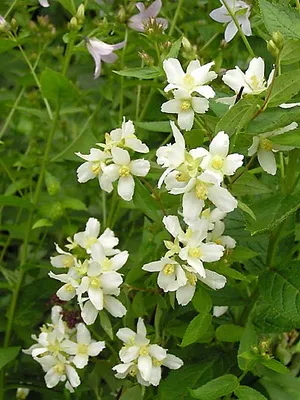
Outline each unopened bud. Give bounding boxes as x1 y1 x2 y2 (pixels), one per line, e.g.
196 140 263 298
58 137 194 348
267 31 284 57
68 16 78 31
117 5 126 23
10 18 17 30
182 36 192 52
138 51 154 66
76 4 85 24
45 171 60 196
267 39 279 57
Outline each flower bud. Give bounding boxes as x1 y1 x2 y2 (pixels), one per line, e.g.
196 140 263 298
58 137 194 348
117 5 126 23
10 18 17 30
45 171 60 196
16 388 30 400
138 51 154 66
267 31 284 57
68 16 78 31
76 4 85 25
182 37 192 52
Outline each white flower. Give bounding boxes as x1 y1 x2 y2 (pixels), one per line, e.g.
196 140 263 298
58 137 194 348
189 207 227 230
62 323 105 369
106 118 149 153
162 89 210 131
219 57 273 106
86 38 126 79
142 257 187 292
49 271 80 301
50 244 76 269
128 0 168 32
76 148 110 184
200 131 244 182
73 217 119 255
207 221 236 249
213 305 228 317
101 147 150 201
39 354 80 392
39 0 49 6
163 58 217 96
0 15 7 27
210 0 252 43
16 388 30 399
179 172 238 222
248 122 298 175
113 318 183 386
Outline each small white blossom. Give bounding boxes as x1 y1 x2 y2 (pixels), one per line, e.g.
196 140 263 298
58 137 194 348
101 147 150 201
213 305 229 317
162 89 210 131
218 57 273 106
39 0 49 6
128 0 168 32
50 244 76 269
207 221 236 249
163 58 217 96
248 122 298 175
86 38 126 79
76 148 110 185
105 118 149 153
200 131 244 182
113 318 183 386
62 323 105 369
210 0 252 43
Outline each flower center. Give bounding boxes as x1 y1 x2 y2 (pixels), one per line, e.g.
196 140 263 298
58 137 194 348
90 277 101 288
195 182 208 200
102 258 112 271
129 365 138 376
211 155 224 170
152 358 163 367
163 263 175 275
86 237 97 248
188 247 202 258
91 162 101 176
261 138 273 151
176 171 189 182
119 165 130 177
183 74 195 89
65 283 75 293
215 239 222 245
47 341 61 354
78 343 89 354
180 100 192 111
186 271 197 286
54 363 65 375
63 256 74 268
139 346 149 356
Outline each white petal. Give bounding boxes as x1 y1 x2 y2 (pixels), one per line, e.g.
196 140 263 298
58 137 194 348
224 20 238 42
163 58 185 88
149 365 162 386
162 216 184 239
111 147 130 165
116 328 136 343
213 306 228 317
161 99 181 114
111 251 129 271
207 185 237 212
56 284 76 301
86 218 100 238
183 191 205 223
118 175 135 201
222 67 248 94
223 154 244 175
245 57 265 84
44 368 62 388
210 6 231 23
76 323 91 344
76 162 95 183
162 354 183 369
88 287 104 310
138 355 152 381
199 269 227 290
176 284 196 306
194 85 215 99
143 259 164 272
81 300 98 325
257 148 277 175
104 296 126 317
137 318 147 337
248 136 260 156
149 344 167 361
178 109 194 131
88 341 105 356
65 365 80 388
130 159 150 176
200 243 224 262
120 345 140 363
210 131 229 157
72 354 89 369
191 97 209 113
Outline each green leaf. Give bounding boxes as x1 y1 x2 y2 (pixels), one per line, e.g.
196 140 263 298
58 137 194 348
259 0 300 40
260 372 300 400
99 311 113 340
0 39 17 54
166 37 182 58
260 358 289 374
57 0 76 14
270 129 300 147
192 287 212 314
281 40 300 65
247 107 300 134
32 218 53 229
215 324 244 342
231 172 272 196
268 70 300 107
120 386 143 400
40 68 77 104
114 67 162 79
0 195 33 209
215 97 259 136
189 374 239 400
238 200 256 221
258 263 300 327
238 321 257 371
61 197 87 211
0 347 20 370
235 386 267 400
135 121 171 132
246 192 300 234
181 314 212 347
133 179 162 222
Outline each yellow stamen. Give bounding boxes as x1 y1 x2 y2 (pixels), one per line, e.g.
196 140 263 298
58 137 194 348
186 271 197 286
195 182 208 200
78 343 89 354
119 165 130 177
90 277 101 288
211 155 224 170
188 247 202 258
163 263 175 275
54 363 65 374
139 346 149 356
180 100 191 111
91 163 101 175
261 138 273 151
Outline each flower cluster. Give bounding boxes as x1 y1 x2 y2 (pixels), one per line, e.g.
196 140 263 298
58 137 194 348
49 217 128 324
113 318 183 386
24 306 105 392
161 59 218 130
76 119 150 201
143 122 242 305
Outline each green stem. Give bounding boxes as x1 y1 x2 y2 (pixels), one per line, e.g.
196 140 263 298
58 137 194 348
200 32 219 52
62 34 75 76
222 0 255 57
119 29 128 124
169 0 184 36
102 191 107 228
4 0 18 19
17 44 53 120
